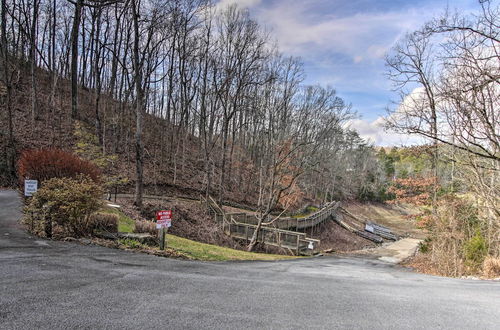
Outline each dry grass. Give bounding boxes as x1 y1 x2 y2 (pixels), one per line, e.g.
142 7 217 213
483 256 500 278
134 220 157 236
407 254 500 279
90 212 119 233
100 206 135 233
404 254 443 277
125 198 246 249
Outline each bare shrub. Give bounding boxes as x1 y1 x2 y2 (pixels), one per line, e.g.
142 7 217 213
427 196 482 277
90 213 119 233
483 256 500 278
134 220 157 236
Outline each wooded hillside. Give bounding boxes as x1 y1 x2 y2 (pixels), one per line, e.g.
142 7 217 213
0 0 387 213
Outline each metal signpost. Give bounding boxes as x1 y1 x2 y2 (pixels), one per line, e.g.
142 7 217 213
156 210 172 250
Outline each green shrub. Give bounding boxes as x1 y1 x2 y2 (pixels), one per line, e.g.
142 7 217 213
118 238 143 249
419 237 431 253
74 121 117 170
463 230 488 271
25 175 103 238
73 121 129 192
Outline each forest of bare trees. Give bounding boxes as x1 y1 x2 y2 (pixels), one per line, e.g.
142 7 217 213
0 0 498 275
0 0 384 212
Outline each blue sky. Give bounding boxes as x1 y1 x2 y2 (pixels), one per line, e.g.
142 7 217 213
218 0 482 145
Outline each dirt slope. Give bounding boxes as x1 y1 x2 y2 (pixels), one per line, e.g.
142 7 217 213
342 201 426 239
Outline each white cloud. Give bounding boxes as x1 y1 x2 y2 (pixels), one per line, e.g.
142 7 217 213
216 0 262 10
254 1 428 62
367 45 389 59
346 117 424 146
353 55 363 63
242 0 481 129
399 87 426 110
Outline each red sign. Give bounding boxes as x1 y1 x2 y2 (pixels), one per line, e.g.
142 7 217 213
156 210 172 221
156 210 172 229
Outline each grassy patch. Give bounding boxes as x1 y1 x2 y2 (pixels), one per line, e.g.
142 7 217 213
101 206 135 233
114 234 298 261
165 234 297 261
118 238 143 249
291 206 319 218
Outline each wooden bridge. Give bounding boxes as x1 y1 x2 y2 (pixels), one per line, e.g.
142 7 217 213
204 196 339 255
217 201 339 230
224 222 320 255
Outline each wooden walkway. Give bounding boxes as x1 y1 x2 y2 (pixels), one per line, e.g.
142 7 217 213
224 222 319 255
219 201 339 231
204 196 337 255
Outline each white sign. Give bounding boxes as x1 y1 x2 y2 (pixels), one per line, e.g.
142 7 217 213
24 179 38 197
156 219 172 229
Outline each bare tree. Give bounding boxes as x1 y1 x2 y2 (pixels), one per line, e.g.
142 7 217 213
0 0 388 232
67 0 119 119
30 0 40 122
385 30 441 205
0 0 16 184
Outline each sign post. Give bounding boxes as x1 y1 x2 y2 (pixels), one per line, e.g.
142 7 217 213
24 179 40 233
159 227 166 250
156 210 172 250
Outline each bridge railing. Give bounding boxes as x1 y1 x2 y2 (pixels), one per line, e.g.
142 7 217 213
224 222 314 255
266 201 340 230
204 196 341 254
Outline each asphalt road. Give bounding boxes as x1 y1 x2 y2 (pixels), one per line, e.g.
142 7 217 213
1 190 499 329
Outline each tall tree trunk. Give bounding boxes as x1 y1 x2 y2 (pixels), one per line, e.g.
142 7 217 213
1 0 15 184
218 118 229 205
131 0 144 208
30 0 39 123
70 0 83 119
50 0 57 107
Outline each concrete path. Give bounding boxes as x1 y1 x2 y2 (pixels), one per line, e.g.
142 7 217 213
359 238 423 264
1 190 499 329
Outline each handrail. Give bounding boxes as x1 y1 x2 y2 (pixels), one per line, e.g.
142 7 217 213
265 201 340 230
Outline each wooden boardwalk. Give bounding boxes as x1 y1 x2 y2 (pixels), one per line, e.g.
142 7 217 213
231 201 340 231
204 196 337 255
224 222 319 255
